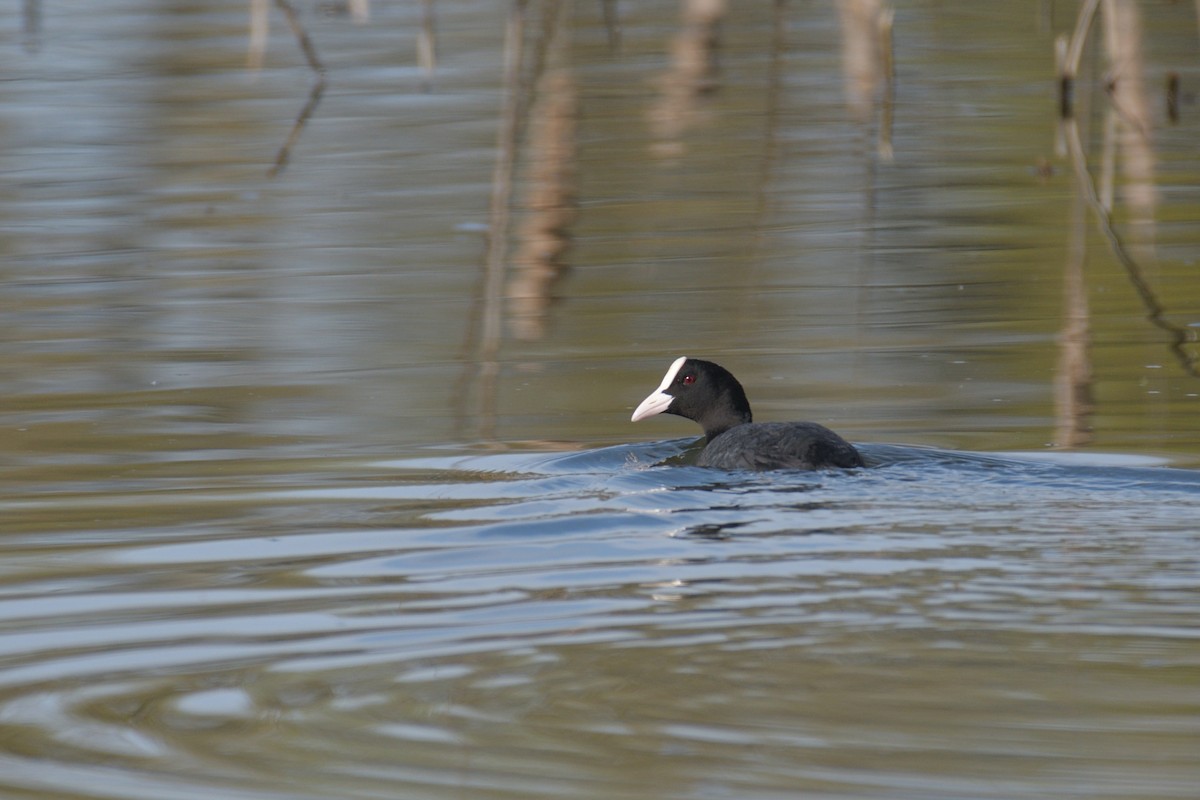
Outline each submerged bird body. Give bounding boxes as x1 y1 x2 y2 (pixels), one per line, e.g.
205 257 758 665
631 357 863 471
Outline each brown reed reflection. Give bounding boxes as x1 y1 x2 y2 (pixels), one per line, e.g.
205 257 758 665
648 0 727 158
507 27 577 342
459 1 528 441
1103 0 1156 251
348 0 370 24
1055 0 1099 119
418 0 437 91
248 0 329 177
455 0 580 439
1166 72 1181 124
1054 0 1198 448
1055 186 1094 449
248 0 269 70
837 0 894 161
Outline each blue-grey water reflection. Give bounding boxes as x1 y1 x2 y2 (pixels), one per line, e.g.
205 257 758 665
2 1 1199 798
4 444 1200 799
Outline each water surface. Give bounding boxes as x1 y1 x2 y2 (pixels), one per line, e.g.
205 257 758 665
4 443 1200 799
2 1 1199 798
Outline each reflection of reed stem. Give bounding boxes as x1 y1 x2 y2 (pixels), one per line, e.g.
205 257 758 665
264 0 328 176
1063 119 1198 377
273 0 327 76
23 0 41 53
267 79 327 177
836 0 893 161
482 2 525 362
248 0 269 70
648 0 727 157
752 0 787 230
1099 108 1117 211
418 0 437 91
1054 190 1094 449
600 0 621 50
877 6 895 161
1166 72 1180 123
508 0 577 342
1059 0 1100 117
1064 0 1100 78
459 0 526 440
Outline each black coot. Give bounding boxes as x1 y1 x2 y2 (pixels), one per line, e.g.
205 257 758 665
631 356 863 471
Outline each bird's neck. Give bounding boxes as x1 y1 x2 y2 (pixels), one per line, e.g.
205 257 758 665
702 405 752 442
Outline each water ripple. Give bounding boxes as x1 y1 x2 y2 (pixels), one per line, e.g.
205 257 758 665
2 441 1199 798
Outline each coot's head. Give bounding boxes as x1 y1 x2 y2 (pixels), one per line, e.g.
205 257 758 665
630 356 753 441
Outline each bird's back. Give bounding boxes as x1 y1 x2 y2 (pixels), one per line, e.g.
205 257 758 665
697 421 863 471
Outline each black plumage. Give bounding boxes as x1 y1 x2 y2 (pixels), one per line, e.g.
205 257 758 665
631 357 863 471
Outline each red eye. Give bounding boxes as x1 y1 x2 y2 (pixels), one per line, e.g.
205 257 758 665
682 374 696 385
